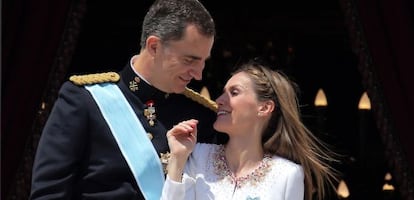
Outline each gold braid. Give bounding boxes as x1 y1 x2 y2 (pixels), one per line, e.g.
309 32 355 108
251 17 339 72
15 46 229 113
183 87 218 113
69 72 120 86
69 73 217 112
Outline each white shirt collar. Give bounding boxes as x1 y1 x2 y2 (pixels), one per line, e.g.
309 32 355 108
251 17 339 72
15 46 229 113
130 55 150 84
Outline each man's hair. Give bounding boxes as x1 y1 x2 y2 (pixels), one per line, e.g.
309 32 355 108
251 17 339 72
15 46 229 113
140 0 215 49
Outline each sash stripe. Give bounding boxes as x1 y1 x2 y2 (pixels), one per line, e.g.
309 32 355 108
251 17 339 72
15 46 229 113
86 83 164 200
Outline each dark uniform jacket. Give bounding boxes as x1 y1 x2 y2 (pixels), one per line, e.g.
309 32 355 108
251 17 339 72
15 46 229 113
30 64 227 199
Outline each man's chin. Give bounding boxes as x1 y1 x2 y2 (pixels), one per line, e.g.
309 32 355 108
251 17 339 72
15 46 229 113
172 86 187 94
178 88 187 94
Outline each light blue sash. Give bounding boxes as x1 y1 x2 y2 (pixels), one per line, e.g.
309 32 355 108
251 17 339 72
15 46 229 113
85 83 164 200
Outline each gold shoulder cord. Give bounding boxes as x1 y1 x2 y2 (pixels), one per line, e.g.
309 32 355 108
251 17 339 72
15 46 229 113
69 73 217 112
69 72 120 86
183 87 218 113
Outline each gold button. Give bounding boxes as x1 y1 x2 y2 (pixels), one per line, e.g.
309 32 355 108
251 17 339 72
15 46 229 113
147 133 153 140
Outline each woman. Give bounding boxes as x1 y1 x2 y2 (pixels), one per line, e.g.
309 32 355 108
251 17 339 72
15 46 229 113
162 60 338 200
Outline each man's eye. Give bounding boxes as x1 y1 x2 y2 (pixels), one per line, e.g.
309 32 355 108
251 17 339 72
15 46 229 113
183 58 193 65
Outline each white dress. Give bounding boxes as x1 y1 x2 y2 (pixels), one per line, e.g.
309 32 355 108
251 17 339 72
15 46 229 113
161 143 304 200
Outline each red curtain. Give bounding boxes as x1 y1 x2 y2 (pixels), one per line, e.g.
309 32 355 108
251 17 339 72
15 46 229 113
341 0 414 198
2 0 73 199
357 0 414 164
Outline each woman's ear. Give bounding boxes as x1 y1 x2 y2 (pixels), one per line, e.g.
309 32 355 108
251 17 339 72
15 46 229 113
258 100 275 116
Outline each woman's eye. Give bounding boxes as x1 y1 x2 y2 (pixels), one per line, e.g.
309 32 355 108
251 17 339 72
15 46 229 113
230 90 239 96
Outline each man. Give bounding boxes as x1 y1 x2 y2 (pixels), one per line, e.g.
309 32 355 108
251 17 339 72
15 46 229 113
30 0 225 199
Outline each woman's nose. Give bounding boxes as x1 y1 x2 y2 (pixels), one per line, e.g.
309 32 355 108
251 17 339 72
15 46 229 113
215 94 225 105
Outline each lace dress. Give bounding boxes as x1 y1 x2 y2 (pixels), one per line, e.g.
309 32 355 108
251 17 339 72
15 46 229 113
161 143 304 200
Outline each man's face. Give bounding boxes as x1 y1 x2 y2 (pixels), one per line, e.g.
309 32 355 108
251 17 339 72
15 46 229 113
153 25 214 94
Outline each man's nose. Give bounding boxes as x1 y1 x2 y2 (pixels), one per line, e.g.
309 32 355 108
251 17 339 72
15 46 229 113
189 67 203 80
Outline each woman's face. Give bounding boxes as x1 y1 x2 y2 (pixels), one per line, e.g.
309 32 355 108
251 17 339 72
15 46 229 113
213 71 263 134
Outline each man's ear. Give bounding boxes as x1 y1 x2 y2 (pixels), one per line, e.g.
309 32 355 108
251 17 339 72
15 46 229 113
146 36 160 56
258 100 275 116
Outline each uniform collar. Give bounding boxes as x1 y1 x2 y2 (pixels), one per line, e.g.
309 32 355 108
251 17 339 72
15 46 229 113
120 63 170 105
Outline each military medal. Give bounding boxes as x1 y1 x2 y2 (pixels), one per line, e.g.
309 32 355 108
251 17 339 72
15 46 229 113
144 100 156 126
160 151 171 174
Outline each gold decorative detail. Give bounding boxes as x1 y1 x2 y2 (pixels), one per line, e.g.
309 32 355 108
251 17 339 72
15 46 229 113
144 100 156 126
69 72 120 86
129 77 140 92
183 87 218 112
147 133 153 140
214 145 272 188
160 152 171 174
129 81 138 91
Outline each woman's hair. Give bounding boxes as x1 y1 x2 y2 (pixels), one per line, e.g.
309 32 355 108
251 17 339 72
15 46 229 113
234 60 339 200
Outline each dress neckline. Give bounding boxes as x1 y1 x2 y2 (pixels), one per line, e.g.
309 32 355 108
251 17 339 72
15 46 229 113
213 145 272 188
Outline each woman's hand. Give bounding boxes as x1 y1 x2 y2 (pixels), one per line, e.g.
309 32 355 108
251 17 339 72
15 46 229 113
166 119 198 182
167 119 198 158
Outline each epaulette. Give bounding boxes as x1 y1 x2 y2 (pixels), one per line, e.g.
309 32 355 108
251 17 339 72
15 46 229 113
183 87 218 113
69 72 120 86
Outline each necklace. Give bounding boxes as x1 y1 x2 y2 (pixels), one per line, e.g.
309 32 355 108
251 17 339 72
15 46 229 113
213 145 272 188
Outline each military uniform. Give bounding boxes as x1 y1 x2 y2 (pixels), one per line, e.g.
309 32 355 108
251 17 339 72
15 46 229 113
30 64 226 199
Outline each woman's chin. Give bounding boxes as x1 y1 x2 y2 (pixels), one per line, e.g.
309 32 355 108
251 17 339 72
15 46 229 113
213 121 227 133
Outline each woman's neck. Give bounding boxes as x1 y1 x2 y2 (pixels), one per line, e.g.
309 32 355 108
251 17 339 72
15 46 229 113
224 140 264 178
